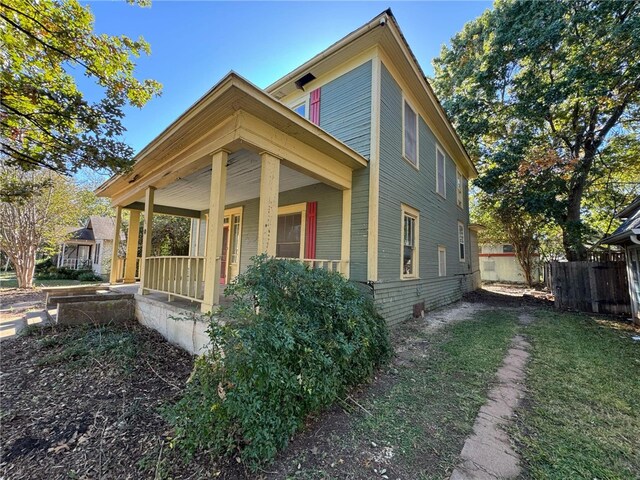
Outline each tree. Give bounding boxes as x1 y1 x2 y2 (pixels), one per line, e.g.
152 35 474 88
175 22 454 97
0 167 82 287
433 0 640 261
0 0 161 194
150 215 190 257
472 190 545 286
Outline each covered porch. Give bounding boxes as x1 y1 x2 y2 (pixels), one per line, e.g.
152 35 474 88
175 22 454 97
98 73 366 313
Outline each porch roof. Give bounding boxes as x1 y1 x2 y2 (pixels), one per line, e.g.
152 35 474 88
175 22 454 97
96 73 368 205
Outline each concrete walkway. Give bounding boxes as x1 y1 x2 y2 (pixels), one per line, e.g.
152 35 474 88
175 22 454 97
450 313 532 479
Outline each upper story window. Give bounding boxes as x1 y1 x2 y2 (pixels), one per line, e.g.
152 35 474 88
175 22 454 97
458 222 466 262
456 168 464 208
292 100 307 118
436 146 446 197
401 204 419 278
403 99 418 167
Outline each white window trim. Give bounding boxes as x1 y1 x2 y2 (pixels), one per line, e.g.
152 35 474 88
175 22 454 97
458 222 466 262
438 246 447 277
289 95 309 119
400 203 420 279
277 203 307 259
402 95 419 170
436 145 446 198
456 168 464 209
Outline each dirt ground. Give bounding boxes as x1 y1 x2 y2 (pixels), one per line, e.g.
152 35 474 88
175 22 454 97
0 286 551 479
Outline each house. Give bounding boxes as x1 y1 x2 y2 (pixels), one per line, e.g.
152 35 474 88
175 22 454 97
96 10 480 349
57 216 120 278
479 243 541 284
603 196 640 325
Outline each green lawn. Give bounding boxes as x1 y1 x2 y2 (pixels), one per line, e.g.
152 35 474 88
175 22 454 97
0 272 105 289
513 310 640 479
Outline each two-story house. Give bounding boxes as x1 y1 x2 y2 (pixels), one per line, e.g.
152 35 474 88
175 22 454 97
97 10 480 350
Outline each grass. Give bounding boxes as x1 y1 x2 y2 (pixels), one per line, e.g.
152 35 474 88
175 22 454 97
513 310 640 479
355 310 520 479
0 271 104 289
283 309 520 480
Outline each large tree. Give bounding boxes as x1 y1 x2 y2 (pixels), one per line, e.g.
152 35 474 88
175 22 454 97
433 0 640 261
0 0 161 191
0 167 82 287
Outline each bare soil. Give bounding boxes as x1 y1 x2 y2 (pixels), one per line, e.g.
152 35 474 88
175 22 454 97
1 288 542 479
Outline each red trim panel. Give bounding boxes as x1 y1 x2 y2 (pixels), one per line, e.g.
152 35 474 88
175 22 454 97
309 88 321 125
305 201 317 259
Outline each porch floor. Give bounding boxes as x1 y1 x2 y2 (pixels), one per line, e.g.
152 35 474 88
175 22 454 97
109 283 232 311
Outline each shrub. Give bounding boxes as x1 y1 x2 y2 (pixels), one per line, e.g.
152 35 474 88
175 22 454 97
34 257 54 272
77 271 104 282
167 255 392 467
35 267 96 280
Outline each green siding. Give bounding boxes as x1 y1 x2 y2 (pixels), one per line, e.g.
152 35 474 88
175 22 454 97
228 183 343 274
376 63 472 325
319 60 372 159
318 60 372 282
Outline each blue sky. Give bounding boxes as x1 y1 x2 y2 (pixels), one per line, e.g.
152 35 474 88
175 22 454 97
84 1 491 156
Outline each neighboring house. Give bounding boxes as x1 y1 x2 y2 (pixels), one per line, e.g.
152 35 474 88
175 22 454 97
479 243 541 284
97 10 480 331
58 216 120 278
603 196 640 325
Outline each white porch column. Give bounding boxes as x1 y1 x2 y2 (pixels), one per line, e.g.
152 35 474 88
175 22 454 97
201 150 228 313
109 206 122 284
58 243 66 268
138 187 155 295
341 187 352 278
257 152 280 256
124 209 140 283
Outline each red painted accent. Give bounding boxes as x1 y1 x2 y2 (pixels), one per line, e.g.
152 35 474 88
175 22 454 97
309 88 321 125
305 202 317 259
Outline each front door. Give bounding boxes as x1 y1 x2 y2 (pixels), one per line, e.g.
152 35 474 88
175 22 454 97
220 226 229 284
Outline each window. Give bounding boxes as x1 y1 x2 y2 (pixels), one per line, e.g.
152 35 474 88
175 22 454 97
94 243 101 264
403 99 418 166
276 203 307 259
436 146 446 197
293 101 307 118
456 168 464 208
503 244 514 253
458 222 466 262
401 204 419 278
438 246 447 277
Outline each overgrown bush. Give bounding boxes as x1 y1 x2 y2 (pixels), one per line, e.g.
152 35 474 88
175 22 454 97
167 255 392 467
34 257 54 272
77 271 104 282
35 267 95 280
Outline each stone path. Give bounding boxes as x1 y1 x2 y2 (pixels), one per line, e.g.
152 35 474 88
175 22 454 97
450 313 532 479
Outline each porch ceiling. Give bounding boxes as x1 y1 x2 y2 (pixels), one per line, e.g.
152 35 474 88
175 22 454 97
131 149 321 212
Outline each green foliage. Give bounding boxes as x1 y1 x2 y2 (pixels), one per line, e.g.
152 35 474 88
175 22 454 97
0 0 161 183
150 214 191 256
167 256 392 467
433 0 640 260
36 267 96 281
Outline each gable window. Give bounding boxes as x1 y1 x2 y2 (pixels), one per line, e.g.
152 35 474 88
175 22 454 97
401 204 419 278
403 99 418 167
456 168 464 208
438 246 447 277
276 203 307 259
458 222 466 262
293 101 307 118
436 146 446 197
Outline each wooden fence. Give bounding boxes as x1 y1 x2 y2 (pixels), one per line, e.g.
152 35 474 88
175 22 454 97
548 261 631 315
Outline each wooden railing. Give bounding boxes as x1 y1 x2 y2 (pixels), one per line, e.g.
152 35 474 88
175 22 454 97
278 258 347 275
143 256 205 302
60 258 92 270
115 256 141 281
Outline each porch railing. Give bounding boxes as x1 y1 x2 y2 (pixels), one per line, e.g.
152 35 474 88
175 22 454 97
114 256 141 281
278 258 347 275
143 256 205 302
60 258 92 270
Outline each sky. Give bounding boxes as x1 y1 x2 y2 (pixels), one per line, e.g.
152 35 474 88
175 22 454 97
82 1 491 159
